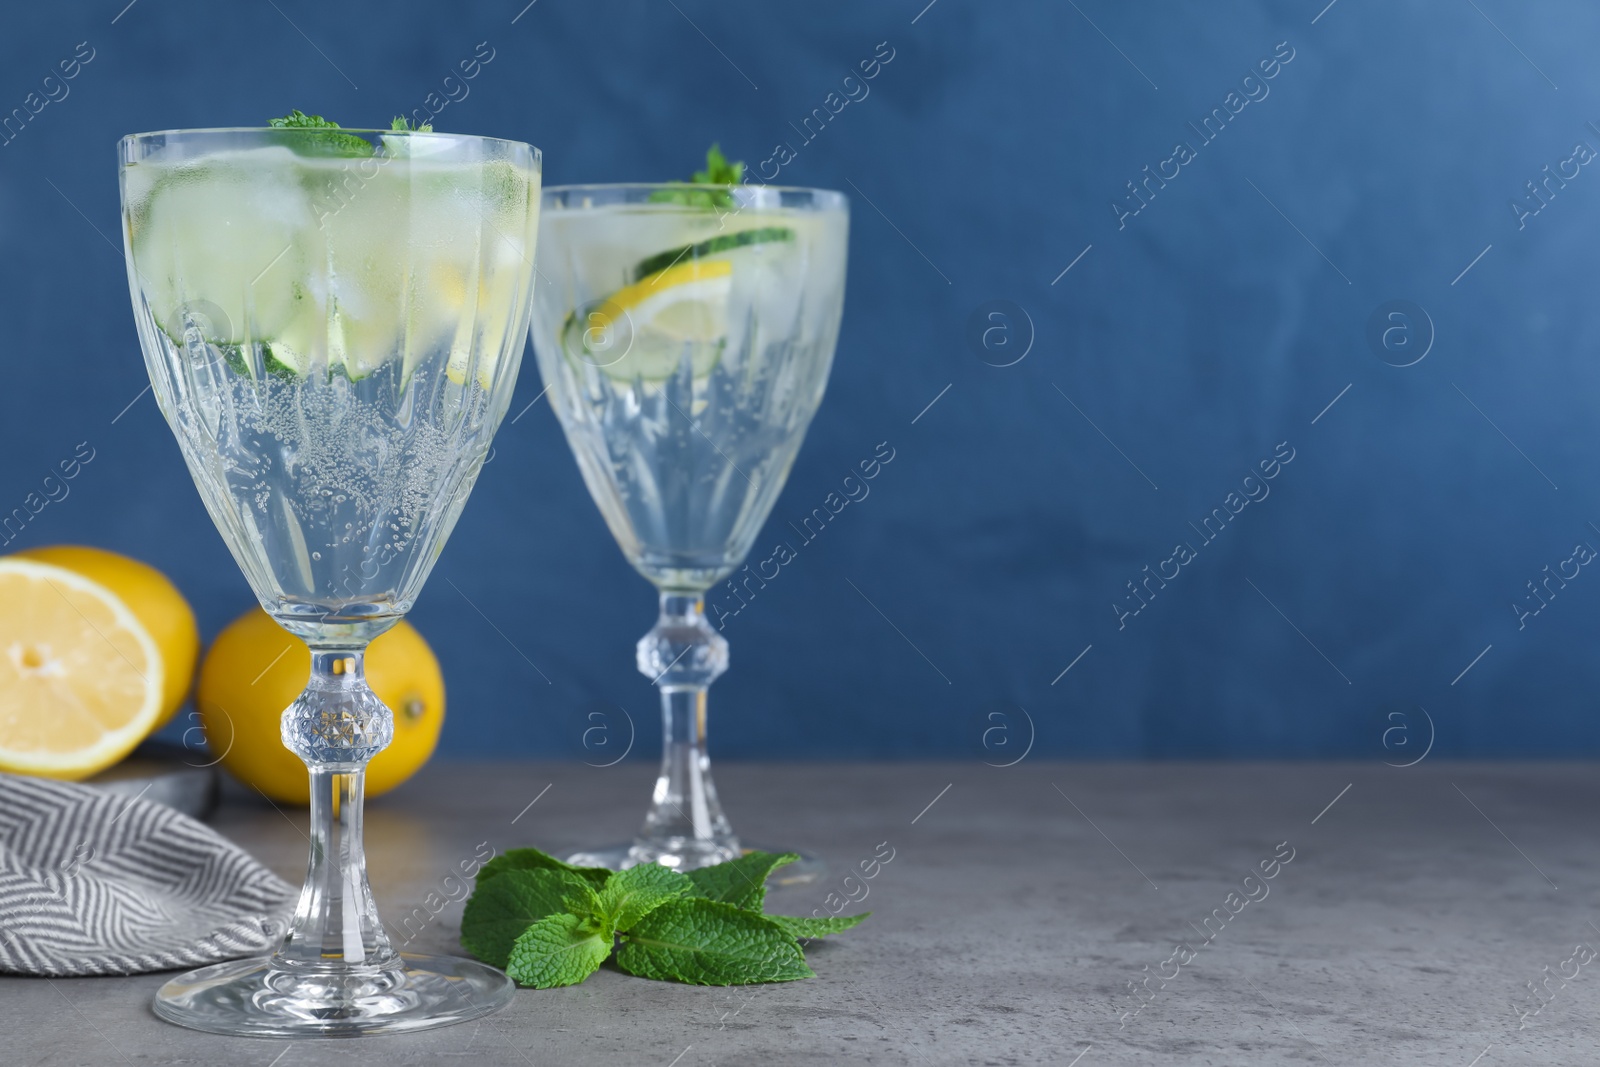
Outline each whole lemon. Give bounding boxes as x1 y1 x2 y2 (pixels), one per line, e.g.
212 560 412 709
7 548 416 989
15 545 199 729
196 607 445 804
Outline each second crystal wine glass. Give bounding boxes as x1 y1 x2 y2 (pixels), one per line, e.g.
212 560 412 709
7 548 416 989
530 183 848 872
120 127 540 1035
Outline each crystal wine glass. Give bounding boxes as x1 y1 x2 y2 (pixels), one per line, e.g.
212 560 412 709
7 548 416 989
530 183 848 872
119 127 540 1036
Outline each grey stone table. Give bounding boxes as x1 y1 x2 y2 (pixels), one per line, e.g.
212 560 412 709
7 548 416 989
3 760 1599 1065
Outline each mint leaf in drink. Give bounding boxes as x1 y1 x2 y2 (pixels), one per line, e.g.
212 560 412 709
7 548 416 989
693 143 743 185
268 108 338 129
596 863 692 931
460 868 599 968
650 143 745 209
684 850 798 911
506 913 613 989
476 846 612 889
616 898 813 985
768 913 870 940
382 115 435 158
266 110 373 158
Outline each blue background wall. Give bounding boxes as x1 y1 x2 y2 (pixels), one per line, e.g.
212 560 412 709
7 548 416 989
1 0 1595 760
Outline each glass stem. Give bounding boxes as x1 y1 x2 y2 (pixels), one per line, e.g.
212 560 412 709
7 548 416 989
633 594 739 868
658 688 718 841
275 648 397 972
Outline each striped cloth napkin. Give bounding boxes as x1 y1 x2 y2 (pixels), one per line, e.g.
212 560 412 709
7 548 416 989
0 773 295 976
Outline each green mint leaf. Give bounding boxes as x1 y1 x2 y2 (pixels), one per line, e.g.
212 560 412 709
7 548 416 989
476 847 612 889
460 868 599 968
615 898 813 986
649 143 746 209
268 109 338 129
382 116 434 158
693 143 744 185
684 850 798 911
596 863 692 932
648 185 728 209
266 110 373 158
506 913 613 988
768 913 869 940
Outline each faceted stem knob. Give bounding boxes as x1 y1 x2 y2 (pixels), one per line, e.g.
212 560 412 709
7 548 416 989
280 649 393 765
636 594 728 689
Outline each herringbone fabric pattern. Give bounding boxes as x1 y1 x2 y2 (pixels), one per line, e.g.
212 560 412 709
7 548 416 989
0 773 294 976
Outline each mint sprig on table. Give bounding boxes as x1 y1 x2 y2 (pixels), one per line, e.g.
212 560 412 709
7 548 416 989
650 143 745 209
461 847 866 987
266 110 433 158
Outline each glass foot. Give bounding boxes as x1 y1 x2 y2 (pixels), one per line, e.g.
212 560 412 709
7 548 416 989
565 844 826 886
152 953 514 1037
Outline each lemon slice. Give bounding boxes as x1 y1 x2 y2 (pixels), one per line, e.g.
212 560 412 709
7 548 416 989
572 260 732 382
0 559 164 779
446 346 494 390
435 263 509 392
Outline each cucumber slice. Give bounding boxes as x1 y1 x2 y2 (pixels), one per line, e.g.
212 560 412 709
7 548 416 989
131 163 315 347
221 344 250 377
631 225 793 282
264 343 307 379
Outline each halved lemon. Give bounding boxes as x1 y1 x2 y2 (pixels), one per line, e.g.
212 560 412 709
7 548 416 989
15 545 198 729
571 259 732 382
0 559 164 779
